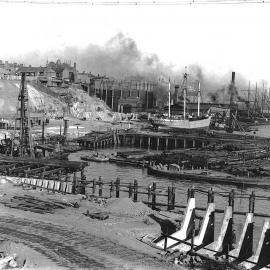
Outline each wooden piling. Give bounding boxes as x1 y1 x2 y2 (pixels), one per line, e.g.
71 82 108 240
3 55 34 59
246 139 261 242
115 177 120 198
128 183 133 198
99 177 103 197
171 184 175 209
167 186 172 211
229 189 235 209
167 184 175 211
187 188 191 201
133 179 138 202
249 191 255 213
72 172 77 194
147 184 151 202
92 179 96 194
208 188 214 203
152 182 156 210
110 181 114 198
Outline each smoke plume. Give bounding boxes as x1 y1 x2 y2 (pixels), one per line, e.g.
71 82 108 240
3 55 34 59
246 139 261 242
9 32 264 105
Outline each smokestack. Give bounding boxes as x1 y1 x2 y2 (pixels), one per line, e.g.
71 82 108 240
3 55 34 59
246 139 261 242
231 71 235 85
173 84 179 104
228 71 236 132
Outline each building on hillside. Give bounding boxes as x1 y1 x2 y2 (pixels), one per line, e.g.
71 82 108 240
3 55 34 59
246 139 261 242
15 66 58 85
77 72 96 94
0 67 11 79
0 60 23 79
62 63 77 83
47 59 77 83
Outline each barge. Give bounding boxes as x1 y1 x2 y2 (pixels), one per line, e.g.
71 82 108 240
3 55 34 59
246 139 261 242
147 165 270 188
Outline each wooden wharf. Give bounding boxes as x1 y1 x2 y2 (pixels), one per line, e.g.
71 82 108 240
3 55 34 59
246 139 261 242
2 161 270 269
81 179 270 270
0 157 87 194
75 129 270 151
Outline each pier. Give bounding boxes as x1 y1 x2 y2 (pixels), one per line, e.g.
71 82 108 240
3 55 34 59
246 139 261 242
76 129 266 151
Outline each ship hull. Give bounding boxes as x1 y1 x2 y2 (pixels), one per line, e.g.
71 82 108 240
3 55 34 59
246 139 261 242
152 116 211 130
147 166 270 188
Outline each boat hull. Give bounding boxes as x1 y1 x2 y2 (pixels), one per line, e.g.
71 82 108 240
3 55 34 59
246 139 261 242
81 156 109 162
147 166 270 188
152 116 211 130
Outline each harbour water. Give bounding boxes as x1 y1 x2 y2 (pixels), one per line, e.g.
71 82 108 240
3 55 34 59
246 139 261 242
69 144 270 247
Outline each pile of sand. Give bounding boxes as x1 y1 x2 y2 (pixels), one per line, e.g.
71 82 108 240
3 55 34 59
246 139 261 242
106 197 154 217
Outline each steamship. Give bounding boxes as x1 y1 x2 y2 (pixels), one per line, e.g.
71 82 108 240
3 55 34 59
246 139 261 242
150 71 211 130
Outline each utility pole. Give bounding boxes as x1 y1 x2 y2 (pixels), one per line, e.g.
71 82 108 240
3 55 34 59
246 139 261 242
18 72 33 157
168 79 171 118
183 71 188 119
241 81 256 119
228 72 236 132
248 81 250 118
197 81 201 117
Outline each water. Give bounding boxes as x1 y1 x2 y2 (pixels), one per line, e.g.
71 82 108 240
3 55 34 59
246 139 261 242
69 143 270 247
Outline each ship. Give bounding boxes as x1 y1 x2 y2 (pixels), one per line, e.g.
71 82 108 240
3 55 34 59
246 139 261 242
150 70 211 130
150 115 211 130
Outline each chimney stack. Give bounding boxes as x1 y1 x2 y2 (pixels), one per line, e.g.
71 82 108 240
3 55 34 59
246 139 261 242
173 84 180 104
231 71 235 85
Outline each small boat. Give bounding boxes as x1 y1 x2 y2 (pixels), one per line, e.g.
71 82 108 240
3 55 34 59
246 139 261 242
147 164 270 188
81 153 109 162
109 157 148 168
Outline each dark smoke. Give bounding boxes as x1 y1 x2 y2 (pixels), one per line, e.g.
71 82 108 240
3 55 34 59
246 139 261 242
9 32 264 105
187 64 252 104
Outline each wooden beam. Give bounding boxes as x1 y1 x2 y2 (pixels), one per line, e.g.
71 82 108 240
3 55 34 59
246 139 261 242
24 166 49 175
40 168 65 177
9 165 34 173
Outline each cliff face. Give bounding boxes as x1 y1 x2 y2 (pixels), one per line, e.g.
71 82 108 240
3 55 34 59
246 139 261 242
0 79 115 121
0 80 19 116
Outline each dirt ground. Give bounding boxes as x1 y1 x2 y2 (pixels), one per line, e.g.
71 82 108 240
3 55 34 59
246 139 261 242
0 180 184 270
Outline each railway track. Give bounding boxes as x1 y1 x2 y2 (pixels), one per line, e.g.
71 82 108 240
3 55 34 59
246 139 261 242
0 217 177 269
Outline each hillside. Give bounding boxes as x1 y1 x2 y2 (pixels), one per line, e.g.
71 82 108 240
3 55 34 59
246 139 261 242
0 79 115 121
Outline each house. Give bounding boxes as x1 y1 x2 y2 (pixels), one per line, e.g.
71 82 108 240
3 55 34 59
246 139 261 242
0 67 11 79
62 62 77 83
47 60 77 83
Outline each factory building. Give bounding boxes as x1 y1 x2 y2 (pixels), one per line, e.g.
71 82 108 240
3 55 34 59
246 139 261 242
83 77 156 113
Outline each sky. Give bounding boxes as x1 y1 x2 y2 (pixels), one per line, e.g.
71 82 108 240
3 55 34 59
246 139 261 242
0 0 270 86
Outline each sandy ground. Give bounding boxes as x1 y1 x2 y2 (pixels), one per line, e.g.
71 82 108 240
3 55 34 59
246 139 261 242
0 180 183 270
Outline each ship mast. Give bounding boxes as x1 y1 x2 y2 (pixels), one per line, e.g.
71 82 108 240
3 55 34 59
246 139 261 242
168 79 171 118
183 70 187 119
197 81 201 117
247 81 250 118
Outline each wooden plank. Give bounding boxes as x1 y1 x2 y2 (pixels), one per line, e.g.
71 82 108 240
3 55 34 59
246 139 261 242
14 195 68 209
9 165 34 173
24 166 49 175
